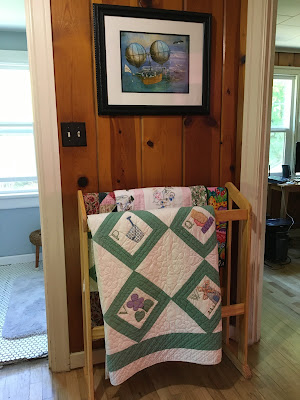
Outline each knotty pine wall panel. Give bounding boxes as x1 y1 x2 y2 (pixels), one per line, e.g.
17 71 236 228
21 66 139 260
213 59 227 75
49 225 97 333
184 0 224 187
51 0 243 352
51 0 99 352
142 116 183 187
141 0 184 188
220 0 241 186
95 0 141 193
235 0 247 188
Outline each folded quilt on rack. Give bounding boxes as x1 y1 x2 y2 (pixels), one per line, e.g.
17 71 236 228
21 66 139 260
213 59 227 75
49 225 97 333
88 205 222 385
114 185 207 212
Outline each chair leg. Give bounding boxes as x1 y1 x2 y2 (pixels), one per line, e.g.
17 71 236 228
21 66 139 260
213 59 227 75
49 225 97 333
35 246 40 268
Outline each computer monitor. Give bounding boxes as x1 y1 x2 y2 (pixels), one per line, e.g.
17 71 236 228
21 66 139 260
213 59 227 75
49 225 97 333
296 142 300 174
282 165 291 178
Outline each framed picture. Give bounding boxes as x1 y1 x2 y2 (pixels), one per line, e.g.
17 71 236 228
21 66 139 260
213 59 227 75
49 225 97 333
93 4 211 116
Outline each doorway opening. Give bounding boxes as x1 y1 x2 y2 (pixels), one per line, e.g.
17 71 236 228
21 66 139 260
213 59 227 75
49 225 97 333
263 0 300 374
0 1 48 365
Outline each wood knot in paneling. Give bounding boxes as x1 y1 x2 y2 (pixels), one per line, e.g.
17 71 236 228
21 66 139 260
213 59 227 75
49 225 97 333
205 116 218 128
147 140 154 148
184 117 193 127
230 165 235 172
139 0 153 7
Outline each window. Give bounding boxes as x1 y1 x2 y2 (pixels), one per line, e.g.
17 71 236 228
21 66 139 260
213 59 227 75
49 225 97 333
269 68 300 175
0 54 38 195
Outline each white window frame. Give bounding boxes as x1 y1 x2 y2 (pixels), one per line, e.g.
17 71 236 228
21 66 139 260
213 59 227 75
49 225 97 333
270 66 300 176
0 50 39 208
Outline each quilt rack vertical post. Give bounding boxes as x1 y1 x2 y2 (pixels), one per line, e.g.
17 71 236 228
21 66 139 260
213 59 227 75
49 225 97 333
78 191 95 400
222 182 252 378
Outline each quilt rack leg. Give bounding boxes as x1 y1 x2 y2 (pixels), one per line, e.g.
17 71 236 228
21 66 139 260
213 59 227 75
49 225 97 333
82 293 95 400
236 213 252 379
222 183 252 379
223 341 252 379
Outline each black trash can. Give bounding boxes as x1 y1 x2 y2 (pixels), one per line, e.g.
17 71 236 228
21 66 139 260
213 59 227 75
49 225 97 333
265 218 291 263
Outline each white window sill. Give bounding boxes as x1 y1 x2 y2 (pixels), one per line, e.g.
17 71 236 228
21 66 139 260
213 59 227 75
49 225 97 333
0 192 39 209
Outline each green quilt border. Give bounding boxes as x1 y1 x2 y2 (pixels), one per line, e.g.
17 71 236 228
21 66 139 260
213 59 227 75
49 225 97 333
106 332 222 372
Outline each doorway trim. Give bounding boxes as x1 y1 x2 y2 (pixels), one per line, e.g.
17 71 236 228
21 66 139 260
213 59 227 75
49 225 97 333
25 0 70 371
240 0 277 343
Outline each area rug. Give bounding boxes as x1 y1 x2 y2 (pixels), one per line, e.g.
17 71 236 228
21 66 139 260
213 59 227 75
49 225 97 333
2 271 47 339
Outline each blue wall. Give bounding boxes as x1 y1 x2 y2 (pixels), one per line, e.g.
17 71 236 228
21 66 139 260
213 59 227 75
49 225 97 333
0 207 41 257
0 30 27 51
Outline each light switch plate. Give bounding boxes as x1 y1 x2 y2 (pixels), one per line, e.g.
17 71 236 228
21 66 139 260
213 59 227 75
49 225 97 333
61 122 87 147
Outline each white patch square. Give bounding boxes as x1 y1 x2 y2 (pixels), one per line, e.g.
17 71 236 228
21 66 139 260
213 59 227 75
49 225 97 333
136 230 203 297
188 276 221 319
117 288 157 329
182 207 215 244
109 212 153 255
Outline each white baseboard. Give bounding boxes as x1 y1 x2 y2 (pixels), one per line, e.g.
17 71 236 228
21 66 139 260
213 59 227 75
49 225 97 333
70 349 106 370
0 253 43 266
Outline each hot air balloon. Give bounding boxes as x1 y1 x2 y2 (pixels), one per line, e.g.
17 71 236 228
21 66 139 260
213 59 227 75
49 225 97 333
125 43 147 68
150 40 170 65
124 40 170 85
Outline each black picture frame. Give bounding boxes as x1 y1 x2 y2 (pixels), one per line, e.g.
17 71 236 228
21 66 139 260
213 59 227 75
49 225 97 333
93 4 211 116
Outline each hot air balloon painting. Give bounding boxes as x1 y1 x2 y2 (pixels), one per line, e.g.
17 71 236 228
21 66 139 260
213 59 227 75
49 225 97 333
120 31 189 93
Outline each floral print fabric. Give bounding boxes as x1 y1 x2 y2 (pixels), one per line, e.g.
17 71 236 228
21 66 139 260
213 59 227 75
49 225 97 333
190 185 207 207
207 187 228 268
83 192 117 215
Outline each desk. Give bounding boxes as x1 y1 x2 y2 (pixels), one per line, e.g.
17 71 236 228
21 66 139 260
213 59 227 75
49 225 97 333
267 182 300 218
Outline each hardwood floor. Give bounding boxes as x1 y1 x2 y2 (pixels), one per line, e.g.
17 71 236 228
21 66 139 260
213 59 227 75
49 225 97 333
1 238 299 400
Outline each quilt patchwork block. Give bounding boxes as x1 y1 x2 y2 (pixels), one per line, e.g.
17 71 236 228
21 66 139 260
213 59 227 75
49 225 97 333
88 206 222 385
114 186 207 212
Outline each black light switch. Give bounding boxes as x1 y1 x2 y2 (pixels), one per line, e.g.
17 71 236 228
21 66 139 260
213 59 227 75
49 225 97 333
61 122 87 147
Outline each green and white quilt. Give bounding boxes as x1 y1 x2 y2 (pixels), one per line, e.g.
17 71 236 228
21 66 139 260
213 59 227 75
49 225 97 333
88 206 222 385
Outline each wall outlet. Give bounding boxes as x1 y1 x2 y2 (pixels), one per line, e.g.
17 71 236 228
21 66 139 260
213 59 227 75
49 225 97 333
61 122 87 147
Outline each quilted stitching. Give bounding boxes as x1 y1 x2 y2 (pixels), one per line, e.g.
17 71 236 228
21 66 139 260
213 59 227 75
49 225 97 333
88 206 222 385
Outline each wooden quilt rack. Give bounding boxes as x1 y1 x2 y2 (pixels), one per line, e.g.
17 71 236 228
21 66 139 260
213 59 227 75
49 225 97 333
78 182 252 400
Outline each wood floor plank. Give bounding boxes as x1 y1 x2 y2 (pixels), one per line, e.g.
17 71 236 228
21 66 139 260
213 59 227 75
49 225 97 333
29 382 43 400
65 370 81 400
4 367 30 400
52 372 68 400
76 369 88 400
42 364 55 400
